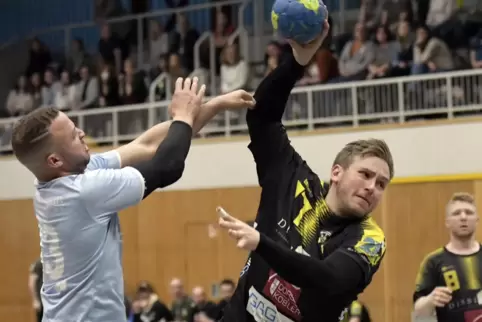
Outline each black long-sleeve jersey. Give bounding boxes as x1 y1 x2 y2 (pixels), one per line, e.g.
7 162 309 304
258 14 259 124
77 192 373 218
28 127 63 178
413 246 482 322
220 53 386 322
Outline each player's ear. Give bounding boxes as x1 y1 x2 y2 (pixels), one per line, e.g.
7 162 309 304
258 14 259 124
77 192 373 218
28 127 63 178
330 164 343 184
46 153 63 169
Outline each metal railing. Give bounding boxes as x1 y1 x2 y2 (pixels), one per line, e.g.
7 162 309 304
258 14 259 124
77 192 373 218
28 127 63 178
1 69 482 151
17 0 251 69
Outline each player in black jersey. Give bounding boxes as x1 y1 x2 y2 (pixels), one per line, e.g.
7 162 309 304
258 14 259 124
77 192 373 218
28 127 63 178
413 192 482 322
347 301 371 322
214 21 394 322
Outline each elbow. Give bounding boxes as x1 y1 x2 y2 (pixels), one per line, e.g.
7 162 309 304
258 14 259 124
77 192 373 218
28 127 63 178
164 159 186 186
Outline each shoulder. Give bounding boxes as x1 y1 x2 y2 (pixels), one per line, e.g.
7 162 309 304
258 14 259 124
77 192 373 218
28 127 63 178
419 247 445 268
347 216 386 267
86 151 121 171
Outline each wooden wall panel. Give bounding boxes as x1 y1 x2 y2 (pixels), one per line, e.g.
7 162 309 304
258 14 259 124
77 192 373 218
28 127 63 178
2 180 482 322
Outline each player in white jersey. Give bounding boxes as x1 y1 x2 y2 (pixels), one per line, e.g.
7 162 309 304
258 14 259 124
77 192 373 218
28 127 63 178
11 77 255 322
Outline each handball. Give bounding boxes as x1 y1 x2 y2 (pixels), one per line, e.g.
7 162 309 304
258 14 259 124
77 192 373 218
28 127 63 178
271 0 328 44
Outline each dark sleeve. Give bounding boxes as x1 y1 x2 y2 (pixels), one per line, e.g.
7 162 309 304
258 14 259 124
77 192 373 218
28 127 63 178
153 302 174 321
132 121 192 198
413 255 437 303
254 229 386 296
247 53 305 184
30 260 42 276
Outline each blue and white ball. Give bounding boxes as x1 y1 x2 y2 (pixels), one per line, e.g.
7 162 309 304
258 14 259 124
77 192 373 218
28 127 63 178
271 0 328 44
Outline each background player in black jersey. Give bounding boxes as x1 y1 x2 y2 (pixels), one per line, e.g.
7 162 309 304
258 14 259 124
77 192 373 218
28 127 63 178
347 300 371 322
413 192 482 322
215 20 395 322
28 258 43 322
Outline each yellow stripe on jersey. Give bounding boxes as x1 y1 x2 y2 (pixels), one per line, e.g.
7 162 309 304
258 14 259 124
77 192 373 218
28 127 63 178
354 217 386 267
462 255 481 290
293 180 330 247
415 248 444 286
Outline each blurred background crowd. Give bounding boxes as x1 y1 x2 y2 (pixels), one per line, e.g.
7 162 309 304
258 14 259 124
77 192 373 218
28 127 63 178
0 0 481 149
1 1 480 321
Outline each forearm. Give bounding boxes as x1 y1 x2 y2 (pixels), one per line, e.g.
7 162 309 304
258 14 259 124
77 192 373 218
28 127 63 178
28 275 39 301
192 98 224 133
414 296 435 316
248 52 304 124
254 233 363 294
132 121 193 197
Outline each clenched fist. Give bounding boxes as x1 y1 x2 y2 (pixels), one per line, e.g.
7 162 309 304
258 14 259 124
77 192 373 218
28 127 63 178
429 286 452 307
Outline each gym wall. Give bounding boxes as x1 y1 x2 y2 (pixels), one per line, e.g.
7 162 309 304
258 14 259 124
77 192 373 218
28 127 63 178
1 119 481 322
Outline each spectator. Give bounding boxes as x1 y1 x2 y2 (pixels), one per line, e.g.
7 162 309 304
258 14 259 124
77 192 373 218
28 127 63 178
98 63 120 107
380 0 413 32
41 68 61 107
149 54 168 101
358 0 381 33
170 278 195 322
391 20 414 76
212 10 234 73
411 25 454 75
94 0 126 22
67 38 90 79
148 20 169 68
74 65 99 109
150 54 168 80
263 41 291 76
213 9 234 49
214 279 235 319
426 0 457 29
166 52 187 94
189 286 217 322
335 23 375 82
25 38 51 77
118 58 147 105
54 70 77 111
170 13 199 72
367 25 400 79
313 16 339 83
470 31 482 69
29 72 43 110
5 75 33 117
133 281 173 322
220 43 249 93
98 24 123 70
296 58 321 86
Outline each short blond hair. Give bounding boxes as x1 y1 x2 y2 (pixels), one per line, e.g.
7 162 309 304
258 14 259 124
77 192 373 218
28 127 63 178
332 139 394 179
446 192 476 215
448 192 475 205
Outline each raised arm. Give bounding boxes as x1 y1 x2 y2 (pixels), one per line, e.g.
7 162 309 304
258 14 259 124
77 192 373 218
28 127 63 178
115 87 255 168
247 21 330 184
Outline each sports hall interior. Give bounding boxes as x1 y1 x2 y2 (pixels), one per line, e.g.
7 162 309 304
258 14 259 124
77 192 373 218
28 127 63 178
0 0 482 321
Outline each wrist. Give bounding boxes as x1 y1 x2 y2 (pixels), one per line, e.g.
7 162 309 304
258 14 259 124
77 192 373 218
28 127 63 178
172 115 194 127
204 96 224 111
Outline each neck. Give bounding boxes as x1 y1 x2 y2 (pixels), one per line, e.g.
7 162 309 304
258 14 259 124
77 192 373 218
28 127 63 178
324 188 342 216
446 236 479 255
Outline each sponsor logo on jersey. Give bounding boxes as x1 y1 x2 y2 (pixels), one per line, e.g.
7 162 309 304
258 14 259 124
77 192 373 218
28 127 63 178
464 308 482 322
240 257 251 277
247 287 294 322
263 270 301 321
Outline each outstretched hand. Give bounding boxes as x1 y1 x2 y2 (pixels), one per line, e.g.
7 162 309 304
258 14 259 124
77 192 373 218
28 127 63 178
288 19 330 66
218 90 256 110
217 206 260 251
169 77 206 126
